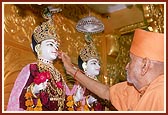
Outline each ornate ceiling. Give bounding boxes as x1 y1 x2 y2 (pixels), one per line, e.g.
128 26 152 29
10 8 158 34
12 4 164 34
12 4 145 34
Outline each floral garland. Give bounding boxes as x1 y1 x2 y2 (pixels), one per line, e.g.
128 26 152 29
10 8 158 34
66 95 74 111
25 90 42 111
66 95 92 111
24 69 50 111
24 62 66 111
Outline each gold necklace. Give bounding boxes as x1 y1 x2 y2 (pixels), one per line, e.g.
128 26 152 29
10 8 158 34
37 60 66 110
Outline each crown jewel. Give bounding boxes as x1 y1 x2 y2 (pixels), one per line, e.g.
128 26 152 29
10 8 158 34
79 34 99 62
33 20 57 43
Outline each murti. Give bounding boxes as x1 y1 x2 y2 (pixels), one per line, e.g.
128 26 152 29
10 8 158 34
25 18 65 111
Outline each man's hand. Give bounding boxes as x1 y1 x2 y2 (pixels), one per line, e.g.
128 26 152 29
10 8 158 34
59 52 75 76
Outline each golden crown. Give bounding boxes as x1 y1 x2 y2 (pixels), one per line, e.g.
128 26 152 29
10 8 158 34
33 20 57 43
79 35 99 62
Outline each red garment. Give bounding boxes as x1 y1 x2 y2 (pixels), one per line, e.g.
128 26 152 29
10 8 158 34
110 75 164 111
8 63 66 111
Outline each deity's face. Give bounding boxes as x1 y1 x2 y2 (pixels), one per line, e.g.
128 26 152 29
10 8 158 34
85 58 100 77
38 39 59 61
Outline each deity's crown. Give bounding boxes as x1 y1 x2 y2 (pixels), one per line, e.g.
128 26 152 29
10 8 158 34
33 19 57 43
79 34 99 62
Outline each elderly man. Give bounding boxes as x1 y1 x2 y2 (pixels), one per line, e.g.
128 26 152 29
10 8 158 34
60 29 164 111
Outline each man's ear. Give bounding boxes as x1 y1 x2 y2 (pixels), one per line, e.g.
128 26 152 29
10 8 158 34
141 57 151 76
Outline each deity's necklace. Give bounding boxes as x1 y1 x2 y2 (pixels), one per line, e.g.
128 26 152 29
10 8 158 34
37 59 66 111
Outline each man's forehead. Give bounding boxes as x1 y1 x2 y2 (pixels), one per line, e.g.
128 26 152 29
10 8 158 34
130 53 136 58
130 52 142 60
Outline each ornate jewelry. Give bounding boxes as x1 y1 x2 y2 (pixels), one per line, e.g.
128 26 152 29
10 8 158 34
25 83 42 111
37 60 66 111
79 35 99 62
33 19 58 44
38 57 53 65
79 42 98 62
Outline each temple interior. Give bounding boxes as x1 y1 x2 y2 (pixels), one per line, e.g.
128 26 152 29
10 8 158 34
3 3 164 110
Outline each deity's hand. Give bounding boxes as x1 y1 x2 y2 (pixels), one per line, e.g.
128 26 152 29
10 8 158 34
87 95 97 104
32 80 48 94
73 85 84 102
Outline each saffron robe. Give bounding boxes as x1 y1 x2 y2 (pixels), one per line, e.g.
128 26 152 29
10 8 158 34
109 75 164 111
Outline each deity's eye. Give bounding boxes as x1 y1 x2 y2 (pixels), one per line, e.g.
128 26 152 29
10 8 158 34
90 62 97 65
47 43 54 47
50 43 54 46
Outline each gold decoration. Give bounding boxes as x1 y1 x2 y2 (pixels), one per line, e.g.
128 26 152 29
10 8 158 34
25 84 42 111
37 60 66 111
142 4 164 33
33 19 58 43
107 34 133 85
106 34 120 58
118 21 147 35
34 99 43 111
4 4 38 111
79 34 99 62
